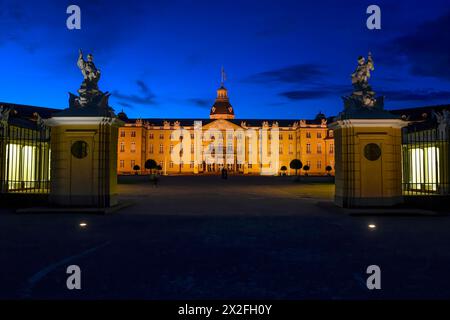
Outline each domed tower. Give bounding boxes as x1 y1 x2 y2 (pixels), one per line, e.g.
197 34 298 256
315 111 326 122
117 109 128 121
210 67 235 120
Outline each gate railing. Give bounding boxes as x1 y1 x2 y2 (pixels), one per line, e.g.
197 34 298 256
401 122 449 196
0 119 51 194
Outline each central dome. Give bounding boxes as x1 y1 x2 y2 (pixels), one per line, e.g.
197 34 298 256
210 86 235 120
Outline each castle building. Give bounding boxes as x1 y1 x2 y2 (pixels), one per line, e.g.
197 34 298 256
0 100 447 196
117 83 335 176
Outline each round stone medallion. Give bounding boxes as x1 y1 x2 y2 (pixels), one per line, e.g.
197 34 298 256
364 143 381 161
71 141 89 159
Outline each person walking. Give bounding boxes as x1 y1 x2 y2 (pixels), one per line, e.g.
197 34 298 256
150 172 159 187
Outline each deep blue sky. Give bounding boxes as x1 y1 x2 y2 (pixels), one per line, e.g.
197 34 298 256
1 0 449 119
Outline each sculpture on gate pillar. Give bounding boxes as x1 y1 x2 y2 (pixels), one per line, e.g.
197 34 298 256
69 49 112 111
343 52 385 113
331 53 406 208
48 49 122 208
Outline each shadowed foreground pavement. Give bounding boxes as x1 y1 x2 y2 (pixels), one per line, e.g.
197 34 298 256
0 176 449 299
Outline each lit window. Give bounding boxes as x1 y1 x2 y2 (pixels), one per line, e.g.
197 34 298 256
120 142 125 152
149 133 154 139
408 147 440 191
317 160 322 169
159 144 164 154
131 131 136 138
306 144 311 154
317 144 322 154
330 144 334 154
317 132 322 139
149 144 154 154
159 133 164 139
120 131 125 137
120 160 124 168
306 132 311 138
130 142 136 153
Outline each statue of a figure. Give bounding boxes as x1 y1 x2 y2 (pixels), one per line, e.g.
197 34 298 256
433 110 450 139
344 52 379 108
77 49 101 89
351 52 374 91
0 106 12 125
70 49 110 109
33 112 46 129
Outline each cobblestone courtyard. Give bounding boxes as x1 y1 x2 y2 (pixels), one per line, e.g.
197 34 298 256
1 176 449 299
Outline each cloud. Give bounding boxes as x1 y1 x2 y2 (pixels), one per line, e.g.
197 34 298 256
279 85 348 101
378 89 450 102
279 84 450 105
112 80 156 106
187 98 210 108
117 101 133 109
245 64 325 85
280 90 327 100
136 80 151 95
383 11 450 81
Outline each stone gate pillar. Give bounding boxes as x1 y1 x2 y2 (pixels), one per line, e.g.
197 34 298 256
46 49 123 208
330 118 405 207
47 113 122 208
330 53 407 208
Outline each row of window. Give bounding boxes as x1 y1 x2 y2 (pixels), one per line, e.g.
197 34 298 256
120 131 333 140
120 142 335 155
305 143 334 154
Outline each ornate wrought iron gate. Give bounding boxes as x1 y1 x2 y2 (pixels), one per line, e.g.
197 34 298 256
0 117 51 194
402 121 449 197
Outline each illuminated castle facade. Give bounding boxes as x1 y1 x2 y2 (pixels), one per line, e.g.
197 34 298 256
116 83 335 176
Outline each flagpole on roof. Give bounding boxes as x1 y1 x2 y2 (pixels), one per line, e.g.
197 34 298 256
221 66 226 87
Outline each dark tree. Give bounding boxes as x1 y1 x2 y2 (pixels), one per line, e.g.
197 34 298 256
133 165 141 175
289 159 303 176
280 166 287 176
303 165 310 176
325 165 333 176
145 159 158 173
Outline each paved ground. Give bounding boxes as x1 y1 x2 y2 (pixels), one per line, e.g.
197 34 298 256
0 175 449 299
